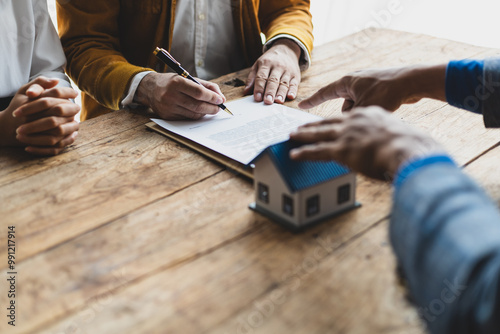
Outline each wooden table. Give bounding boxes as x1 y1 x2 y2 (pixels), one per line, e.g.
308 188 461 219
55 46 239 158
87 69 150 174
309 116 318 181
1 29 499 334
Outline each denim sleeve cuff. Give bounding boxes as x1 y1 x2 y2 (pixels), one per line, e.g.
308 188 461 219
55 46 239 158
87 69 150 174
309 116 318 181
394 155 456 189
482 57 500 128
445 59 485 113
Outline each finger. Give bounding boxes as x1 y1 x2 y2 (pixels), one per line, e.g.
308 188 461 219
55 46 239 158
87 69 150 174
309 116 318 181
298 79 349 109
253 65 271 102
21 77 59 95
244 66 257 96
287 76 300 100
263 68 283 105
199 79 226 102
17 132 66 146
58 131 79 148
18 118 79 136
177 93 220 116
39 87 78 100
290 142 343 161
13 98 74 118
25 103 80 121
342 99 355 112
275 74 291 104
168 104 207 120
25 132 78 156
290 124 343 143
25 146 64 156
18 116 67 135
177 79 224 106
44 121 79 137
26 84 45 99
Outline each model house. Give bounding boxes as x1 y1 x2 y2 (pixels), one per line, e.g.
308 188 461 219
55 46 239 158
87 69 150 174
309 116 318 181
249 140 359 230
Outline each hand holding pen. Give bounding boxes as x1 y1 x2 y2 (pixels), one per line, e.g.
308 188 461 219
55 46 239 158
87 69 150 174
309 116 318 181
133 49 230 120
154 48 233 115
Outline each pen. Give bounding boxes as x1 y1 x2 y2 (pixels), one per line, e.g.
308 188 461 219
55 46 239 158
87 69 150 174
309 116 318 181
153 47 233 116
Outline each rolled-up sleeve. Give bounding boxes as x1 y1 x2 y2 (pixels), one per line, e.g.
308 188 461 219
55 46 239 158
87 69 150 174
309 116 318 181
445 58 500 127
482 58 500 127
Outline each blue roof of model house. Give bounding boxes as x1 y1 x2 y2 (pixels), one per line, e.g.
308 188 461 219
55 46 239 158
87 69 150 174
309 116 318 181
251 140 351 192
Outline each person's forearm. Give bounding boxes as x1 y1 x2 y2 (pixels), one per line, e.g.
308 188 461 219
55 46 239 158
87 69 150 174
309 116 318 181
391 160 500 333
403 64 447 103
133 72 158 108
57 1 152 111
259 0 313 58
0 111 9 146
0 110 18 147
269 38 301 61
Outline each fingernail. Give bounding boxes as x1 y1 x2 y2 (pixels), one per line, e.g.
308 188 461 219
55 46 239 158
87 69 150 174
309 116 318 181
256 93 262 101
276 96 283 103
265 95 273 103
289 93 296 99
216 97 223 105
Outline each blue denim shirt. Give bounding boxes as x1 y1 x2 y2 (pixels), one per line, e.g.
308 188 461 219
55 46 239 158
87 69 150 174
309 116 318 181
390 58 500 333
446 58 500 127
392 158 500 334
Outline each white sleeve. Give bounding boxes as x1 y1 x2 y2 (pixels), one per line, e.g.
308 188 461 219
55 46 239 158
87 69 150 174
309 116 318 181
120 71 154 108
30 0 71 88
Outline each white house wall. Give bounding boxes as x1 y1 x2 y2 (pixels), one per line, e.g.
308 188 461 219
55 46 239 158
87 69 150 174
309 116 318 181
298 172 357 226
254 155 300 226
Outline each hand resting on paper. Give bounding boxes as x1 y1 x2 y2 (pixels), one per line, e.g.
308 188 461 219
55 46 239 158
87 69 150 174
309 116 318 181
244 39 302 105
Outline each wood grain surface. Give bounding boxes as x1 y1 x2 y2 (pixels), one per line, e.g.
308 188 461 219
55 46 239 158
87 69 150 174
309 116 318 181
1 28 499 334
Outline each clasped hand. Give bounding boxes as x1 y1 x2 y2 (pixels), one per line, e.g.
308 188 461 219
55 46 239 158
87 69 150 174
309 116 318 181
0 77 80 155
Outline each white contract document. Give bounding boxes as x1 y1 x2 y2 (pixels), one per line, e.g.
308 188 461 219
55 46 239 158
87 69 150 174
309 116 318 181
151 96 322 165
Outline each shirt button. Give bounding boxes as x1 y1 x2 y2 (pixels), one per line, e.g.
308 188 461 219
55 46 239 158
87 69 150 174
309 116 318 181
198 13 205 21
197 59 204 67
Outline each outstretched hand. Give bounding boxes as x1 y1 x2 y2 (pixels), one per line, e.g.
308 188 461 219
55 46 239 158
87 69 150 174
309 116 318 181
290 106 445 181
299 65 447 112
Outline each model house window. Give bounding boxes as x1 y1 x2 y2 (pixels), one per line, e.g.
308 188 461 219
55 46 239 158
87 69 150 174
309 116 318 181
258 183 269 204
306 195 320 217
282 194 294 216
338 184 351 204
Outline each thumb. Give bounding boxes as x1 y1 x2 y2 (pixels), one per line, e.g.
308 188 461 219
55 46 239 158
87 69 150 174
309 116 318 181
24 77 59 98
244 67 256 95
